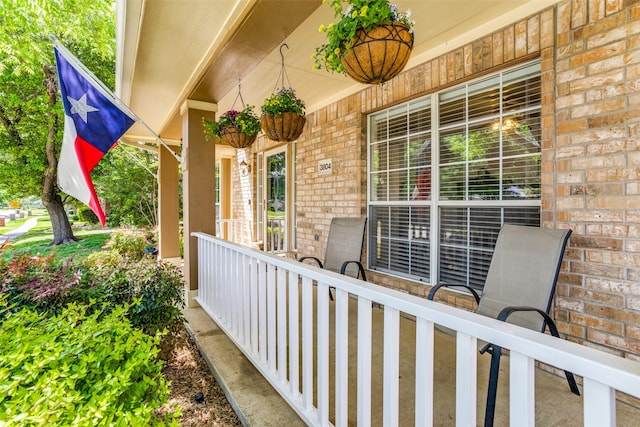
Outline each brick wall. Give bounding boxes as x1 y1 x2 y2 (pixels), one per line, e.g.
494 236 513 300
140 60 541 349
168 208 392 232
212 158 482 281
552 0 640 364
240 0 640 362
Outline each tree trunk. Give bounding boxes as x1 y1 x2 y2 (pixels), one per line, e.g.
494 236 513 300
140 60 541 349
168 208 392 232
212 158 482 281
43 65 77 245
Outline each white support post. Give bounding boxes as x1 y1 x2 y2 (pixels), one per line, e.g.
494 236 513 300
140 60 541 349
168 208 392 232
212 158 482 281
288 271 300 397
383 307 400 427
335 288 349 426
456 332 477 427
317 281 330 425
277 267 288 383
357 297 372 427
267 264 277 372
302 276 314 411
584 378 616 427
415 318 434 427
510 351 535 427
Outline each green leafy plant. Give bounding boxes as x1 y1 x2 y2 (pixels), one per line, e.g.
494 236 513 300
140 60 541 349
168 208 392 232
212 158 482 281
90 256 185 335
77 206 100 225
261 87 306 117
107 229 148 259
0 253 88 316
313 0 415 75
0 299 179 426
1 228 185 335
203 106 261 139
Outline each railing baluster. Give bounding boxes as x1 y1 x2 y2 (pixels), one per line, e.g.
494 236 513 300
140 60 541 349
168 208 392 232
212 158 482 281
243 254 251 347
584 378 616 427
250 257 259 354
267 264 277 372
383 307 400 427
302 276 314 412
456 332 477 427
510 351 534 427
357 297 372 427
415 317 434 427
277 266 288 383
317 281 330 425
288 271 300 397
258 260 267 364
335 288 349 426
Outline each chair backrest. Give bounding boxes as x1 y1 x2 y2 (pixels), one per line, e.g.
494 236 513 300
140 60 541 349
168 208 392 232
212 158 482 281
322 217 367 277
476 224 572 332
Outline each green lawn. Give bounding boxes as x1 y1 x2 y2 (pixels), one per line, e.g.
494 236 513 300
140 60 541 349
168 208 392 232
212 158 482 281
2 216 113 261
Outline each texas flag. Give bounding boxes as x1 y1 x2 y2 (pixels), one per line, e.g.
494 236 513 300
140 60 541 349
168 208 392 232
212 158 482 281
54 46 135 227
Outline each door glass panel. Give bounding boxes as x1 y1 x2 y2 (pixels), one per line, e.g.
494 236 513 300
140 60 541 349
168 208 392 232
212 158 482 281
266 151 286 252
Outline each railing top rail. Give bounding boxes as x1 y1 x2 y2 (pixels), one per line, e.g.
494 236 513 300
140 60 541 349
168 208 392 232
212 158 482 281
193 231 640 397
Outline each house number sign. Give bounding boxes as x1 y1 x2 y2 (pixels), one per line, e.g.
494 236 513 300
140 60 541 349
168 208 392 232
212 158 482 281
318 158 333 176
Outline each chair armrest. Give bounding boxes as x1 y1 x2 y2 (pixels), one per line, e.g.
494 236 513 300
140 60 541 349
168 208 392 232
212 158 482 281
298 256 324 269
427 283 480 304
340 260 367 281
496 306 559 337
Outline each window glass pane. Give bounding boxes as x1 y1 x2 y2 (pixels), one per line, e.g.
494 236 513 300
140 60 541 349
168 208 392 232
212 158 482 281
371 115 388 142
370 171 387 201
502 112 541 156
439 86 466 127
439 164 465 200
368 61 541 291
439 207 540 291
409 98 431 134
369 206 390 270
370 141 385 173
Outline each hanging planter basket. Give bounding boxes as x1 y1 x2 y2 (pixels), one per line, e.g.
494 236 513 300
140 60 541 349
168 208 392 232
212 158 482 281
261 112 306 142
219 125 257 149
341 21 414 85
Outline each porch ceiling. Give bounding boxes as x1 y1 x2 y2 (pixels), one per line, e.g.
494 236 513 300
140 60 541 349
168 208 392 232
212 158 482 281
116 0 560 146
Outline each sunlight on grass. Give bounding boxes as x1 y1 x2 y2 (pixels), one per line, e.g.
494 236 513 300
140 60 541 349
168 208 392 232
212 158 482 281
3 217 114 261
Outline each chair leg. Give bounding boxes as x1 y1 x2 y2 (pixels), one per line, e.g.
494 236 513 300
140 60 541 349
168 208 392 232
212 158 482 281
329 287 334 301
564 370 580 395
483 344 502 427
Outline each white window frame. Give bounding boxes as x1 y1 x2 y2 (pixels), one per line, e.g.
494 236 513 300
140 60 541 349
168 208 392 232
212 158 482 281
367 61 542 289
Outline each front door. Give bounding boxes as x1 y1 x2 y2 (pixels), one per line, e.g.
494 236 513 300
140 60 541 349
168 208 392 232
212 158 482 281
264 147 287 252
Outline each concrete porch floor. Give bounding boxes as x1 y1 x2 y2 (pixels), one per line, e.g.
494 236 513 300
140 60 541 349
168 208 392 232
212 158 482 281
182 300 639 426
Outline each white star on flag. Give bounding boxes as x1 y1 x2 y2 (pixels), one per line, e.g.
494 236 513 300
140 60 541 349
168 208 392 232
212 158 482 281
67 94 99 123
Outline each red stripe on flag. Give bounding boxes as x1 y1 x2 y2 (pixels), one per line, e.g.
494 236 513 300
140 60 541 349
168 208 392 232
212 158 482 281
74 136 106 226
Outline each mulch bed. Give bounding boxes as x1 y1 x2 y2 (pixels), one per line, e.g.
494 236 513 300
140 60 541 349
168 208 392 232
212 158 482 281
157 326 242 426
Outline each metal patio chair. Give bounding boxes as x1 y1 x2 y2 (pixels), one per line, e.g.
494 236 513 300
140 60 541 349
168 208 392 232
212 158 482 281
427 224 580 427
298 217 367 299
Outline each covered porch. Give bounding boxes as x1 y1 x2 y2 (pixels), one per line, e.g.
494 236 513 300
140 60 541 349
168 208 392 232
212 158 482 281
116 0 640 425
186 233 640 426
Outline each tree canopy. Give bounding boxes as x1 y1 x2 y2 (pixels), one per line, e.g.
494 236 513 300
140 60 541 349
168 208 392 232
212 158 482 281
0 0 160 234
0 0 116 199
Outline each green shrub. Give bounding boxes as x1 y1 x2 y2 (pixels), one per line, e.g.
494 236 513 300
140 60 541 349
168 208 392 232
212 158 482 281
108 229 148 259
98 257 185 334
0 253 90 317
1 249 185 335
77 206 100 224
81 254 185 335
0 299 180 426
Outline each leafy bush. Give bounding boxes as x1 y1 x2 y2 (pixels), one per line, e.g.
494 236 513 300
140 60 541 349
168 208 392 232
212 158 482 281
108 229 148 259
0 299 179 426
87 256 185 335
0 253 90 316
77 206 100 224
1 234 185 335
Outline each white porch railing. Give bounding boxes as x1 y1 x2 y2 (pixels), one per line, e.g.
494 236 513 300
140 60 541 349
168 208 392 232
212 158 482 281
193 232 640 427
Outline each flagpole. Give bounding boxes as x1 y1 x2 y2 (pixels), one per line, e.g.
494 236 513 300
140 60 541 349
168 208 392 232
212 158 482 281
50 36 183 163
